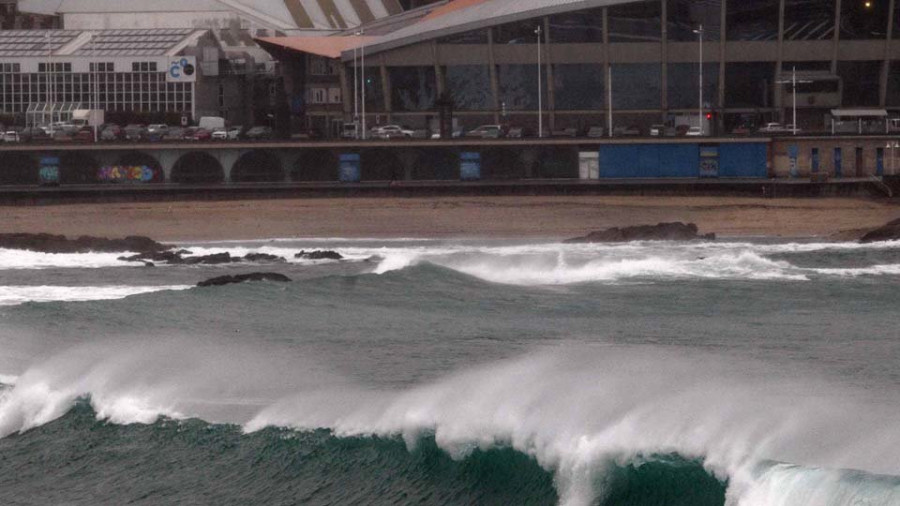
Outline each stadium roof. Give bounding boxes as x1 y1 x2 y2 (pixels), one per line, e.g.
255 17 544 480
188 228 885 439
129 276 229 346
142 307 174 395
0 29 206 58
342 0 638 59
257 35 378 59
20 0 404 31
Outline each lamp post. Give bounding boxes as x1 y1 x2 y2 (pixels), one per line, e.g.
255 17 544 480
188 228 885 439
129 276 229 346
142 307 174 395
889 141 899 176
693 25 703 135
535 24 543 138
359 29 366 140
776 67 812 135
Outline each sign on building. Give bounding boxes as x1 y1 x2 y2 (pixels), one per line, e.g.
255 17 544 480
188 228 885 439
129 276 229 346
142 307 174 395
166 56 197 83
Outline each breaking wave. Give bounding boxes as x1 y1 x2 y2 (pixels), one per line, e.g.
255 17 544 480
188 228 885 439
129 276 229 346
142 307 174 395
1 343 898 505
0 285 193 307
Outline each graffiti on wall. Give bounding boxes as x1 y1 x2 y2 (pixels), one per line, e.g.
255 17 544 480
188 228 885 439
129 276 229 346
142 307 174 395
97 165 157 183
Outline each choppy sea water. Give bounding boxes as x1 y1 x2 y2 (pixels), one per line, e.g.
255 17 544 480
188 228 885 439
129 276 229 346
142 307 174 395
1 237 900 505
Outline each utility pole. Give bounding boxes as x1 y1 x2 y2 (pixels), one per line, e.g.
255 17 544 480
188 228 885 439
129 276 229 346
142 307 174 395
360 29 366 140
693 25 704 134
535 24 542 138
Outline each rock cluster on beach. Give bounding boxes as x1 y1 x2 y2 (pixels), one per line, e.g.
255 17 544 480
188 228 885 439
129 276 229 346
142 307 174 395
197 272 292 287
859 218 900 243
119 249 343 265
0 233 167 254
564 222 715 243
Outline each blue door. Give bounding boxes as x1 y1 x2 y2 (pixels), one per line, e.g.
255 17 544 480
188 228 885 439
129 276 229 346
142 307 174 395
834 148 842 178
876 147 884 176
811 148 819 173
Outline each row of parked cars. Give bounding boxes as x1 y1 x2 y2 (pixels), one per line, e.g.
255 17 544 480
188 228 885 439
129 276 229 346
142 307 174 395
352 123 698 140
0 123 275 143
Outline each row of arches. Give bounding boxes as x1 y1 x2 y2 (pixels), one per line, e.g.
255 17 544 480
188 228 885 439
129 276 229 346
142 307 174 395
0 147 580 185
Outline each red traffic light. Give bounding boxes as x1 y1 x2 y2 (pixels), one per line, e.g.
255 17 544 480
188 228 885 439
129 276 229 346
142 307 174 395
705 113 712 120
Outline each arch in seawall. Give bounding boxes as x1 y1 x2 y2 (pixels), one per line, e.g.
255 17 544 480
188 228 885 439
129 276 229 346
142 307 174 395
0 152 39 185
231 150 285 183
291 149 338 182
170 151 225 184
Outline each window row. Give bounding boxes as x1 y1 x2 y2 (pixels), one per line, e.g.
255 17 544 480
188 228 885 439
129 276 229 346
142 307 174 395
438 0 899 44
349 62 891 112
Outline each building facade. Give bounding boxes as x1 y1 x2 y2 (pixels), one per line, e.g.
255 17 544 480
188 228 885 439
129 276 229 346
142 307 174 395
263 0 900 137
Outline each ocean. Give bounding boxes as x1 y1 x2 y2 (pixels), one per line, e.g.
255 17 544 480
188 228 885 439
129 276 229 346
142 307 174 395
1 237 899 505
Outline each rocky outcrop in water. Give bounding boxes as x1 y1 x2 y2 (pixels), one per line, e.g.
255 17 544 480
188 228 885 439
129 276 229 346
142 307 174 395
859 218 900 243
197 272 292 287
119 251 288 265
0 233 168 254
295 250 343 260
564 222 715 243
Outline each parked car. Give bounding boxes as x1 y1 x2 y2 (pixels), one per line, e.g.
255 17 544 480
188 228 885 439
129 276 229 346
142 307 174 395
613 125 641 136
52 129 74 142
147 124 168 135
227 126 244 140
341 123 359 139
211 128 228 141
686 126 703 136
73 127 95 143
163 127 185 141
371 124 414 139
3 130 21 143
192 128 212 142
551 127 577 138
20 127 49 142
244 125 273 140
466 124 504 139
649 124 665 136
100 124 123 141
124 124 146 141
586 126 605 138
758 122 790 133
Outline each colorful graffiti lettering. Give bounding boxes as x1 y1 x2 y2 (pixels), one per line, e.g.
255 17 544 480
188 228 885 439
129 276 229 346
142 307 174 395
97 165 156 183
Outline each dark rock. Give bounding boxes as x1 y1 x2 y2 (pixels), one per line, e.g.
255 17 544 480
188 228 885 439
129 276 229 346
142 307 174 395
564 222 715 243
294 250 343 260
0 233 168 254
197 272 292 287
119 251 184 263
182 252 240 265
143 262 155 267
243 253 286 263
859 218 900 243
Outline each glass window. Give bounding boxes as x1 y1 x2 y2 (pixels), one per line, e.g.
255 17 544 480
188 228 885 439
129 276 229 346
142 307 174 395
725 62 774 107
549 7 603 43
610 63 661 109
609 0 662 43
784 0 834 41
726 0 778 41
553 64 605 110
667 0 721 42
667 63 719 109
493 18 543 45
438 29 488 44
888 61 900 106
444 65 493 110
388 66 436 111
837 61 881 106
840 0 889 39
497 64 546 110
362 69 385 112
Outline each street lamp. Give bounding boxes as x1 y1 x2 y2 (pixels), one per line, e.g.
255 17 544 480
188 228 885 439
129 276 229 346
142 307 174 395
359 29 366 140
776 66 812 135
535 24 543 138
692 25 703 135
352 34 359 139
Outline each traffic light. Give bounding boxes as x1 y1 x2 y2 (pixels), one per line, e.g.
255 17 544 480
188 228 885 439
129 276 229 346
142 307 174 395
706 113 712 120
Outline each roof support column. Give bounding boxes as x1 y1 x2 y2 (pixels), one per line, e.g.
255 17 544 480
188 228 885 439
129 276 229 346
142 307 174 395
660 0 668 121
488 27 500 124
380 58 391 124
832 0 841 75
432 40 444 96
543 16 556 132
718 0 726 119
339 61 352 118
603 6 611 134
880 0 895 107
775 0 785 123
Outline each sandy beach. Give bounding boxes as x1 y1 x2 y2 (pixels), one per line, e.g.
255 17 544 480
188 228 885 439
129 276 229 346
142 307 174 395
2 195 898 242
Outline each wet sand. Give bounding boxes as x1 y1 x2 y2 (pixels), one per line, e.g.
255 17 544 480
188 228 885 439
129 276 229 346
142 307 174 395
1 196 897 242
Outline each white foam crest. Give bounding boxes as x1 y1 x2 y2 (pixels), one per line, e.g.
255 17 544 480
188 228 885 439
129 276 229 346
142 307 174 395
434 250 806 285
734 462 900 506
0 339 344 438
245 348 900 506
809 264 900 278
0 374 17 386
0 285 192 306
0 249 134 270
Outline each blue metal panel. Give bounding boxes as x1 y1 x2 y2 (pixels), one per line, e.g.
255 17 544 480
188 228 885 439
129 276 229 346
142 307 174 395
877 147 884 176
658 144 699 177
834 148 842 178
811 148 820 173
718 143 768 178
460 152 481 181
339 153 361 183
600 144 699 178
599 145 643 177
